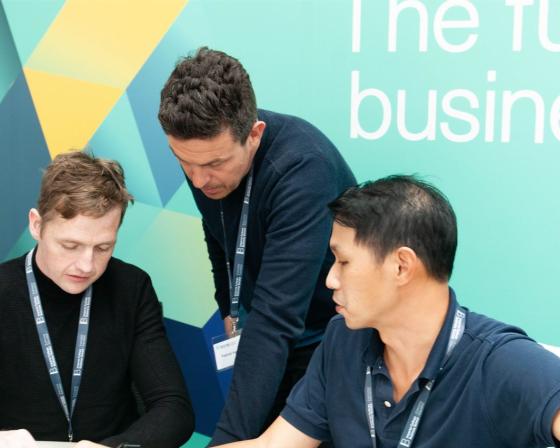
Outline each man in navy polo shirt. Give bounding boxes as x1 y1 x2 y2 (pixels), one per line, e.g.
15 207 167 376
215 175 560 448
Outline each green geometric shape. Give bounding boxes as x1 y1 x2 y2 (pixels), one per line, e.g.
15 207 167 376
165 181 200 218
182 432 211 448
119 208 216 328
113 201 161 261
3 225 35 262
1 0 64 66
0 3 21 103
88 93 162 208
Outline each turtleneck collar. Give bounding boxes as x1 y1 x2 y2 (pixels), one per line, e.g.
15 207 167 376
32 247 84 301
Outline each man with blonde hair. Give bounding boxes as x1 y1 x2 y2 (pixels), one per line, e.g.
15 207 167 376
0 152 194 447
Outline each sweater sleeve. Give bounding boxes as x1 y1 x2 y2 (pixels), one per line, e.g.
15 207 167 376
202 219 231 319
100 274 195 448
210 154 337 444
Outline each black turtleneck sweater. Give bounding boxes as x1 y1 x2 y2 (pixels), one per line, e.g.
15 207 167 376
0 251 194 447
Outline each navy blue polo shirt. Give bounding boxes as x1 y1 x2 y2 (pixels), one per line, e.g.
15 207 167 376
282 291 560 447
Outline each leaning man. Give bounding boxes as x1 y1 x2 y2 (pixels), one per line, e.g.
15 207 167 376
216 175 560 447
158 47 355 444
0 152 194 447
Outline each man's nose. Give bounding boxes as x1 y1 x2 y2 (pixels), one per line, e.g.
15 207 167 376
75 249 94 274
326 264 339 290
189 166 210 189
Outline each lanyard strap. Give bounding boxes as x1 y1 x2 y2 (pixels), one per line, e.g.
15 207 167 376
219 167 254 332
25 249 92 442
364 308 466 448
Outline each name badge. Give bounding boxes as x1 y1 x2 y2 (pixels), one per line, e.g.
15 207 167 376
212 331 242 371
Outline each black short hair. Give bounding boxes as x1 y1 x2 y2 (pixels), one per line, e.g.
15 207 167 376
158 47 257 143
328 175 457 281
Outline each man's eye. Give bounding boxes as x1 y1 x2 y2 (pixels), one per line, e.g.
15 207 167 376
96 246 112 252
62 244 77 250
338 260 348 266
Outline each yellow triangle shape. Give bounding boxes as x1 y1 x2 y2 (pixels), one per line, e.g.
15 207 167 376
26 0 189 88
24 68 122 158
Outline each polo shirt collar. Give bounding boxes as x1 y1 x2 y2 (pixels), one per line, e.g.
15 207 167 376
419 287 459 380
363 328 382 368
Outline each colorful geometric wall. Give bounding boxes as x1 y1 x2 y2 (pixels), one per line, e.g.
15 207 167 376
0 1 219 445
2 0 560 446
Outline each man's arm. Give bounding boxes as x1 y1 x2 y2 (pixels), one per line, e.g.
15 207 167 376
101 274 194 448
215 417 320 448
212 155 340 443
483 338 560 446
202 221 238 335
202 220 232 321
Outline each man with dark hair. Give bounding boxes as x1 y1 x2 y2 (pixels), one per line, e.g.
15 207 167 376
214 175 560 447
158 47 356 444
0 152 195 448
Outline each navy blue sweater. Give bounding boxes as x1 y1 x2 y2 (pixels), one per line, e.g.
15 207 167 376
188 110 356 443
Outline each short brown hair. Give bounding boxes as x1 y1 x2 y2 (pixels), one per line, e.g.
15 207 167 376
38 151 133 225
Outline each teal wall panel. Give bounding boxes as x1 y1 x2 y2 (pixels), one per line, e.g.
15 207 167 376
2 0 560 440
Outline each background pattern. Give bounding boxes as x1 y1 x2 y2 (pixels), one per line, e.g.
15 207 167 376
1 0 559 445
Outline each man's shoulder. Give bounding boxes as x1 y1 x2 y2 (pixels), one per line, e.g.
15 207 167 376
258 109 344 171
0 253 25 272
460 308 559 369
465 309 530 346
0 253 26 286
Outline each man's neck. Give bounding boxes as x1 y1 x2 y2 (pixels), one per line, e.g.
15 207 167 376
378 281 449 402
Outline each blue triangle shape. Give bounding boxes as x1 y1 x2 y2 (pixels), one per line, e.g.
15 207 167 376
88 93 163 208
126 3 196 206
2 0 65 65
0 71 51 260
0 2 22 103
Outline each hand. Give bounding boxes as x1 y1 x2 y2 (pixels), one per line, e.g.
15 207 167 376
75 441 109 447
224 315 234 337
0 429 36 447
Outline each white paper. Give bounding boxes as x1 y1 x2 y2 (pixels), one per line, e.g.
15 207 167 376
213 334 241 371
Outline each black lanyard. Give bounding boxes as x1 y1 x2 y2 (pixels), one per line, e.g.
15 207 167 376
219 167 254 333
364 308 466 448
25 249 92 441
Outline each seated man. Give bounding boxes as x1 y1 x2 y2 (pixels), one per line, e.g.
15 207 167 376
0 152 194 447
216 175 560 447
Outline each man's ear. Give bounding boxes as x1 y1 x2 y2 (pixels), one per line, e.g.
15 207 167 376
394 246 418 286
247 120 266 151
28 208 42 241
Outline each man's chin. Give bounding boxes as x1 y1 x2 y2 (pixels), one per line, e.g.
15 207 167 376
60 284 91 295
202 187 229 199
342 317 367 331
59 276 95 295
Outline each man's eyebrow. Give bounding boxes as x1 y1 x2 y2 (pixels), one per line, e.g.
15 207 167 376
200 157 226 167
57 238 115 246
168 147 226 166
168 146 187 163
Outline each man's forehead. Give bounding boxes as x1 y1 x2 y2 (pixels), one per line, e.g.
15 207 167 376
168 131 238 158
330 223 357 249
43 210 120 239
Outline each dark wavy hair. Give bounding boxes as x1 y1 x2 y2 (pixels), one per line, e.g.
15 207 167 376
158 47 257 144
